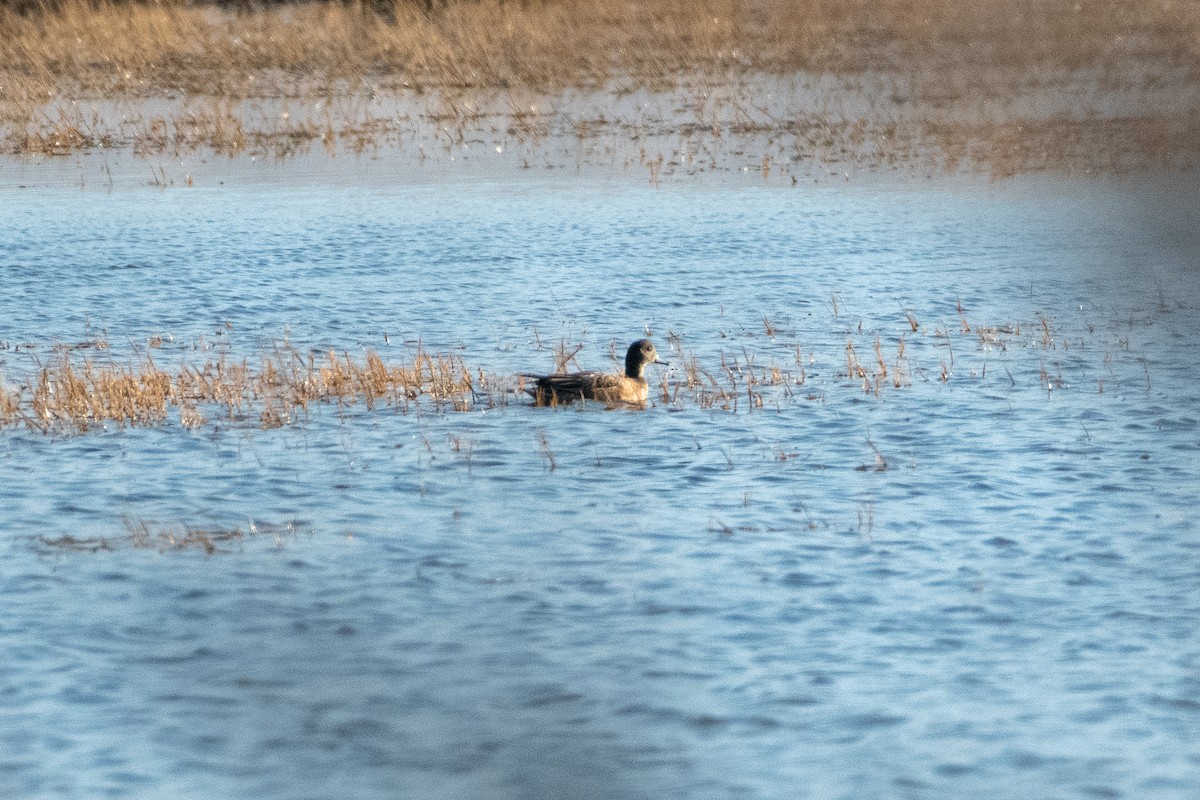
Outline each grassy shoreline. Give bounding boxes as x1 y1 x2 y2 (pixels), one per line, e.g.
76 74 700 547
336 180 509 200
3 0 1199 175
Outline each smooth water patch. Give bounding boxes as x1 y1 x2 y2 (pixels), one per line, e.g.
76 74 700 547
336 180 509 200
2 172 1199 799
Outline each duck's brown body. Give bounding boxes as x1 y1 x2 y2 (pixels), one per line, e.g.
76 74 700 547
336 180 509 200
532 371 651 406
525 340 665 407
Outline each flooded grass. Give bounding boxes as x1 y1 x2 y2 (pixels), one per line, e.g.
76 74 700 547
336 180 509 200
1 339 474 433
2 1 1198 173
0 299 1162 433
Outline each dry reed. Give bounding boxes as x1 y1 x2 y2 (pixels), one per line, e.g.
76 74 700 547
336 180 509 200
1 341 475 433
4 1 1196 94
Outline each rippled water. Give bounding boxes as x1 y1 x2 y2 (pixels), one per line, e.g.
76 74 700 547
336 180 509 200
2 168 1199 799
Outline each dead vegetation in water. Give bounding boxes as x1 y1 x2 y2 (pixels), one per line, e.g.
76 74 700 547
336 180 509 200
651 296 1161 410
0 299 1164 433
1 1 1197 173
0 340 474 433
36 517 309 554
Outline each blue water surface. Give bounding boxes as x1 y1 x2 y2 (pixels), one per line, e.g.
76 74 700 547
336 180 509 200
1 166 1198 799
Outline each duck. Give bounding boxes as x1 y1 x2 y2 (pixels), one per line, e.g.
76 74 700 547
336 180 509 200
523 339 667 407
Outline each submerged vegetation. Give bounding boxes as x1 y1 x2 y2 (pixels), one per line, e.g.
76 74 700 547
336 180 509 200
36 516 309 553
2 0 1198 174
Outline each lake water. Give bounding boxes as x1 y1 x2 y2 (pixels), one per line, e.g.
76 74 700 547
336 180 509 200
2 164 1199 799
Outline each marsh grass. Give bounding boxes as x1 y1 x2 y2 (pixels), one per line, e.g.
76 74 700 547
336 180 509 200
0 302 1160 432
3 340 474 433
6 0 1197 94
1 1 1197 172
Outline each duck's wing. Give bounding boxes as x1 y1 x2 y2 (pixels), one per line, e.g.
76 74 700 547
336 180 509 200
520 371 605 405
580 374 627 392
521 372 642 406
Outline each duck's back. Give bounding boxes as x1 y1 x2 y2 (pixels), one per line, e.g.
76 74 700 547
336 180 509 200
532 372 647 405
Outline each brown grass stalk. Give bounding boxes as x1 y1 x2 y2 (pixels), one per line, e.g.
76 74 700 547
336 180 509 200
4 342 477 433
6 1 1196 94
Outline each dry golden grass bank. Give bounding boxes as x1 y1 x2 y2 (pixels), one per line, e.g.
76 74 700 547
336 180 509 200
4 0 1197 93
2 0 1199 172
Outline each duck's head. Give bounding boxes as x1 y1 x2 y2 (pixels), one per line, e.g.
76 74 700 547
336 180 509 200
625 339 666 379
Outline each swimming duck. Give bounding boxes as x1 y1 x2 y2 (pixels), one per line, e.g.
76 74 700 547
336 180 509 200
524 339 666 407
